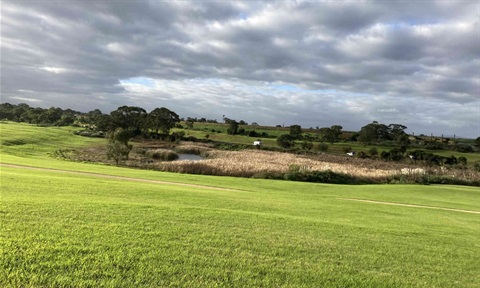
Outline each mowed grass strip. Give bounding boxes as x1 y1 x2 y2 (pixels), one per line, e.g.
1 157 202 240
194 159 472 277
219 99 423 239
1 167 479 287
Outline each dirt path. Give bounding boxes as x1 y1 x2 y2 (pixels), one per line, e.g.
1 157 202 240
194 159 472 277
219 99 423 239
0 163 240 192
340 198 480 215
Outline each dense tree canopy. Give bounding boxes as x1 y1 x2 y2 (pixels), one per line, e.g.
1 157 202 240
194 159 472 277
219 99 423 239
358 121 406 145
289 125 303 139
147 107 180 135
318 125 343 144
109 106 148 135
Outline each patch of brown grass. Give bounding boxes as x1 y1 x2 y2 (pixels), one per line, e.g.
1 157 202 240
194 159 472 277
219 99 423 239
69 141 480 185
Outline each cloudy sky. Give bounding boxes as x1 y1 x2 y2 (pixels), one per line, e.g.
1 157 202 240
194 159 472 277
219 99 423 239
2 0 479 137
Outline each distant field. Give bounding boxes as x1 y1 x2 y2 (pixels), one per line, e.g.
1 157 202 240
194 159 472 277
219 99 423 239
1 122 479 287
178 122 480 165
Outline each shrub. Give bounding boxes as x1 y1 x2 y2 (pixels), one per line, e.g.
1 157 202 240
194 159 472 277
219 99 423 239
277 134 295 148
284 165 365 184
454 145 474 153
357 151 368 159
368 147 378 156
248 130 259 137
148 150 179 161
300 141 313 150
317 143 329 152
474 161 480 172
343 146 352 153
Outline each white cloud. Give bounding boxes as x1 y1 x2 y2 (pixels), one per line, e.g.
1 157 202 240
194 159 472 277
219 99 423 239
40 66 67 74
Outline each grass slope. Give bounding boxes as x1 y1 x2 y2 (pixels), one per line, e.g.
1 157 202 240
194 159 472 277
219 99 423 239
1 122 479 287
1 167 479 287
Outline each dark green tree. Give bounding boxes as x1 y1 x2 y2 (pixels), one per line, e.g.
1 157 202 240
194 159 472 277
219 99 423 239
0 103 15 120
319 125 343 144
277 134 295 148
106 128 133 165
84 109 104 125
388 124 407 139
358 121 389 145
110 106 147 135
147 107 180 135
395 134 411 149
227 120 239 135
13 103 32 122
289 125 303 139
475 137 480 147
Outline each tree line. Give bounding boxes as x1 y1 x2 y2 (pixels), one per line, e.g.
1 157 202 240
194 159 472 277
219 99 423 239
2 102 478 161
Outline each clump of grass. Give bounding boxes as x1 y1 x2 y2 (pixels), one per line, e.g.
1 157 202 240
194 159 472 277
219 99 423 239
146 149 179 161
174 143 210 155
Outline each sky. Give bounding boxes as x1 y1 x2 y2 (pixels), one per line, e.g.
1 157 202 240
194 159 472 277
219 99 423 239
1 0 479 137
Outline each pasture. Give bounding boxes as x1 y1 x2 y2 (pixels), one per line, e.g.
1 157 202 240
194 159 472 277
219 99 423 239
1 122 479 287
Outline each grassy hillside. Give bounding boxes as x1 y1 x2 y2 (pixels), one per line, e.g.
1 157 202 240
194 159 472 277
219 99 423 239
2 166 479 287
1 122 479 287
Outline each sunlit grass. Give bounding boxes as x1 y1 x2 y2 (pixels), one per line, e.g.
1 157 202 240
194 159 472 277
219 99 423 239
1 166 479 287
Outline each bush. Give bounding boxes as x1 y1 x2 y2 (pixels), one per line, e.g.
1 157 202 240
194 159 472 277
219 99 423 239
368 147 378 156
474 161 480 172
213 142 250 151
343 146 352 153
317 143 328 152
300 141 313 150
454 145 474 153
283 165 366 184
248 130 259 137
148 150 179 161
277 134 295 148
425 142 445 150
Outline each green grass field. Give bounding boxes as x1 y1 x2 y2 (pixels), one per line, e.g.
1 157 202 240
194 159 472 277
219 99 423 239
1 122 479 287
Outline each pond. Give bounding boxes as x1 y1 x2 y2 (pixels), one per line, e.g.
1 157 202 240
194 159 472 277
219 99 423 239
176 154 204 161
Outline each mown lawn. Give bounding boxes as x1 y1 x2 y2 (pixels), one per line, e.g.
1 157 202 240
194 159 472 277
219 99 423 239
1 165 479 287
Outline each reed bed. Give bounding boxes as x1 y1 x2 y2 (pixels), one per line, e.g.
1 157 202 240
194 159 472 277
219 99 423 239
153 149 480 185
72 142 480 185
156 150 398 178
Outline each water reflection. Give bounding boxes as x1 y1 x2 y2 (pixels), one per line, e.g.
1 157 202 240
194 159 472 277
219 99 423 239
176 154 204 161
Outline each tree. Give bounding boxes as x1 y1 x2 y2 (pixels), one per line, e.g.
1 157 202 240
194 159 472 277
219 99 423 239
227 120 239 135
110 106 147 135
106 128 133 165
0 103 15 120
319 125 343 144
475 137 480 147
358 121 389 145
395 134 411 149
13 103 31 122
94 114 112 132
387 124 407 139
289 125 303 139
84 109 104 125
43 107 63 124
277 134 295 148
147 107 180 135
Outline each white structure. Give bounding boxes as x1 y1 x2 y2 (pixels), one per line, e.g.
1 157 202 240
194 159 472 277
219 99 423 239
253 141 262 146
346 152 355 157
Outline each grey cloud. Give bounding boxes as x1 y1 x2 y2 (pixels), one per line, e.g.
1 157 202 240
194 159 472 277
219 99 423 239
1 0 478 137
